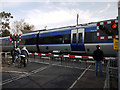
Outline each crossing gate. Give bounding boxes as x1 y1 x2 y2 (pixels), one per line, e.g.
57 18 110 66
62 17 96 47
29 53 116 60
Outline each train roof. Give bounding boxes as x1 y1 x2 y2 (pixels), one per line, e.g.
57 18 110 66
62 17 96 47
0 18 117 39
35 18 118 33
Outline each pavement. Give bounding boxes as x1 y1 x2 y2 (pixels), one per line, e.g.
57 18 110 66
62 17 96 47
1 57 106 89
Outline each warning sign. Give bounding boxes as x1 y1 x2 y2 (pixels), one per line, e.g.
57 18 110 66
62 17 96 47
113 38 119 50
10 34 21 43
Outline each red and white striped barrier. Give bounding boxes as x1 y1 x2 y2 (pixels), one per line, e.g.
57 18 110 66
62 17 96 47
29 53 116 60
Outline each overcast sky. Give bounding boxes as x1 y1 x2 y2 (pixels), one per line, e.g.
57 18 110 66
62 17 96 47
0 0 118 30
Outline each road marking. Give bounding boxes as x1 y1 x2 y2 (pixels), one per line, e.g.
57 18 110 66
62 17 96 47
3 71 29 74
68 65 91 89
30 61 50 65
1 66 48 86
2 60 106 86
30 60 86 70
29 60 99 72
31 66 48 73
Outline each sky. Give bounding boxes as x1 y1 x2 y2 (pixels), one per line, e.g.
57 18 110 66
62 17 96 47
0 0 118 31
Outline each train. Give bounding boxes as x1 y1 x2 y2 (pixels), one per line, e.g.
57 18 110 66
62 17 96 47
1 18 118 57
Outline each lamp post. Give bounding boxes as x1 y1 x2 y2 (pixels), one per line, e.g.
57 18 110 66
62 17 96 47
77 14 79 26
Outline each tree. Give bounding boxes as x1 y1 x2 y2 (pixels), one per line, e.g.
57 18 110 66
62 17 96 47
0 11 13 37
11 19 35 34
2 29 10 37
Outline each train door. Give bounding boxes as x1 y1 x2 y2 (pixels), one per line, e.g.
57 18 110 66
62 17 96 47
71 28 85 52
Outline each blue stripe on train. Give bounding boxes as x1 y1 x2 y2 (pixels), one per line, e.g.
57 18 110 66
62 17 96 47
21 34 36 39
85 26 97 32
40 30 71 37
21 30 71 39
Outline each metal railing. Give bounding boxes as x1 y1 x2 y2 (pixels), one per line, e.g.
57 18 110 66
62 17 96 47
105 58 118 89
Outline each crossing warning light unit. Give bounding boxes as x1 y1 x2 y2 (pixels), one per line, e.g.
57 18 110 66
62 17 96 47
10 34 21 43
97 19 118 39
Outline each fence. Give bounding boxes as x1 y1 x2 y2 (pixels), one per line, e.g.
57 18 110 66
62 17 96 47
105 57 118 89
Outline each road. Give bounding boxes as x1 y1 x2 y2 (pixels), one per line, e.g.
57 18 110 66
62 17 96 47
2 57 106 89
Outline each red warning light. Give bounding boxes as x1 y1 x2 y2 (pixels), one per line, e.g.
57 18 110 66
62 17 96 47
99 25 105 30
111 24 117 29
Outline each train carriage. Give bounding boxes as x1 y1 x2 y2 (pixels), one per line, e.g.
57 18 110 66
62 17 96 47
1 18 118 57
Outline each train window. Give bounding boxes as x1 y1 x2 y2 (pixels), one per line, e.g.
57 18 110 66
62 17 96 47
85 32 113 43
39 35 63 44
64 34 71 44
78 33 82 43
25 38 36 45
19 38 25 45
84 32 95 43
73 34 76 43
39 34 71 44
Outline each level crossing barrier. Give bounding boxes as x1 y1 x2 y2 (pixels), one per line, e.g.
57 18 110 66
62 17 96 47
29 52 116 70
1 52 116 62
29 52 116 60
1 52 116 60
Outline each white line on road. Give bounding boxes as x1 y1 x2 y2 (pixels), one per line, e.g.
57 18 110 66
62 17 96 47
1 66 48 86
68 65 91 90
3 71 29 74
29 60 97 72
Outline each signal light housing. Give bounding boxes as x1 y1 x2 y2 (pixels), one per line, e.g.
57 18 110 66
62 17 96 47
97 19 118 40
106 30 112 35
99 25 105 30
